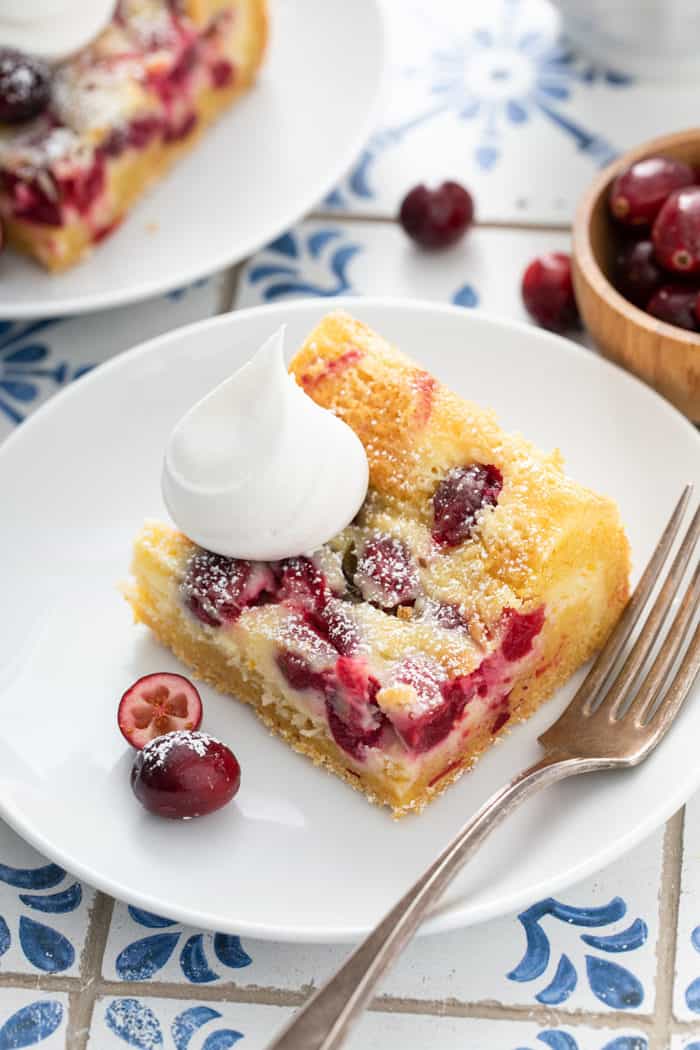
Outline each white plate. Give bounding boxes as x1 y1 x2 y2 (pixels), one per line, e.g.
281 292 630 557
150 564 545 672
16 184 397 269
1 298 698 943
0 0 384 319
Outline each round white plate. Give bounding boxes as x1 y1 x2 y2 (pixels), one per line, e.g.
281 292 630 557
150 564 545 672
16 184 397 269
0 0 384 319
1 298 698 943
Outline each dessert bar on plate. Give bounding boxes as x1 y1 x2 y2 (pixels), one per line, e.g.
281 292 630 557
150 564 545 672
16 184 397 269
0 0 267 271
126 312 630 815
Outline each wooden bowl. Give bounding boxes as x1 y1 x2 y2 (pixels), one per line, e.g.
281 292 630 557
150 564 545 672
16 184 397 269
573 128 700 422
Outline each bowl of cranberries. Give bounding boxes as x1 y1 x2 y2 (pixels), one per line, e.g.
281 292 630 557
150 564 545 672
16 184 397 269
572 129 700 422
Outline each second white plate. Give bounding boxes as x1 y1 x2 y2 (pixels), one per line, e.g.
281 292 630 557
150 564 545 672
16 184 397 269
0 0 384 318
0 298 698 942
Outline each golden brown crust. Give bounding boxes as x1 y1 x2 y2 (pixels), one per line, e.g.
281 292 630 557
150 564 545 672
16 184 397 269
5 0 267 272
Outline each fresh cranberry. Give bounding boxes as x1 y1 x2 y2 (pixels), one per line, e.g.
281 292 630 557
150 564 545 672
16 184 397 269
646 284 699 331
118 672 203 750
652 186 700 273
182 549 276 626
521 252 579 331
432 463 503 548
131 730 240 819
0 50 51 123
613 239 663 307
399 181 474 249
501 606 545 661
211 59 234 88
355 534 420 609
609 156 695 228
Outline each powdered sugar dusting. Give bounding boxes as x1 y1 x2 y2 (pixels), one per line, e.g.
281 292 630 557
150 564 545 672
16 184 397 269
142 729 217 769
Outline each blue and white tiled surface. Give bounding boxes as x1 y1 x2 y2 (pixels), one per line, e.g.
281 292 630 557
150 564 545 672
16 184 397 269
2 0 700 1045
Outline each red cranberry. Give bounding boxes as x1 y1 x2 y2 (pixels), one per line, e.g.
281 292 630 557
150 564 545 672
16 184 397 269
276 557 327 612
521 252 579 331
652 186 700 273
613 239 663 307
211 59 234 88
391 661 474 753
609 156 695 228
432 464 503 548
355 534 420 609
305 600 360 656
0 50 51 124
276 649 326 693
118 673 203 750
646 284 699 331
399 181 474 250
501 606 545 662
131 730 241 819
694 291 700 327
182 550 276 626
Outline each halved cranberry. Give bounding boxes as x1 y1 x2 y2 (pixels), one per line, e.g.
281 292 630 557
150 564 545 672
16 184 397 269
521 252 579 332
182 550 276 626
276 649 327 693
0 50 51 123
501 606 545 661
646 284 699 331
609 156 695 228
131 730 240 819
432 464 503 547
399 181 474 249
652 186 700 273
355 533 420 609
118 672 203 750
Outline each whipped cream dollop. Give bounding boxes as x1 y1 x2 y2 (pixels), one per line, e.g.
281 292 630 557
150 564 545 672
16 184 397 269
1 0 116 62
162 327 370 561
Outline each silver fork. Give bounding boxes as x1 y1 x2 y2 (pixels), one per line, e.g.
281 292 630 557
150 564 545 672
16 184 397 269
266 485 700 1050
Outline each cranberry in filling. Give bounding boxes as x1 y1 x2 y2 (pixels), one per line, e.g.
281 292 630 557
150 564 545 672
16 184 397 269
432 463 503 547
276 650 326 693
182 549 276 626
210 59 234 88
355 533 420 609
501 606 545 661
275 556 328 612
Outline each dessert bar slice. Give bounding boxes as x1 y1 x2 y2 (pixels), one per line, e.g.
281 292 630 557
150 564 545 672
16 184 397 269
125 311 630 815
0 0 267 271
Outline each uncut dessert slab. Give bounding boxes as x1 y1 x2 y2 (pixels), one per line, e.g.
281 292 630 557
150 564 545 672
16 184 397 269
126 310 630 815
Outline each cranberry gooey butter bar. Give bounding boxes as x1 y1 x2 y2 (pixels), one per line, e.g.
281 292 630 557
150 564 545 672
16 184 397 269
126 311 630 815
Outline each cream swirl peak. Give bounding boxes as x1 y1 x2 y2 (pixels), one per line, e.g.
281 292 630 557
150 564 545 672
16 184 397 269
162 327 369 560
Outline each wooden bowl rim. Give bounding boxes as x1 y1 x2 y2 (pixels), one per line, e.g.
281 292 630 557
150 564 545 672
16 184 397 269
573 127 700 351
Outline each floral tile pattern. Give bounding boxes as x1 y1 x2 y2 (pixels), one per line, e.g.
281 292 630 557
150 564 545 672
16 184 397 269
0 823 94 978
674 795 700 1021
88 996 650 1050
323 0 700 223
102 830 660 1016
0 275 223 443
0 991 68 1050
236 219 570 324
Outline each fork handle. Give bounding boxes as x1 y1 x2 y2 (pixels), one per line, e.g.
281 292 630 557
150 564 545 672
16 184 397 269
265 752 606 1050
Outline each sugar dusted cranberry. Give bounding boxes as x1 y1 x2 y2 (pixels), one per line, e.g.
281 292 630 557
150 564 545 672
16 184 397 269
0 50 51 124
390 661 474 753
182 549 276 626
609 156 695 228
521 252 579 331
118 672 202 750
613 239 663 307
399 181 474 250
276 557 328 612
355 533 420 609
131 730 240 819
501 606 545 661
416 597 470 631
646 284 699 331
652 186 700 273
432 463 503 548
306 599 360 656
